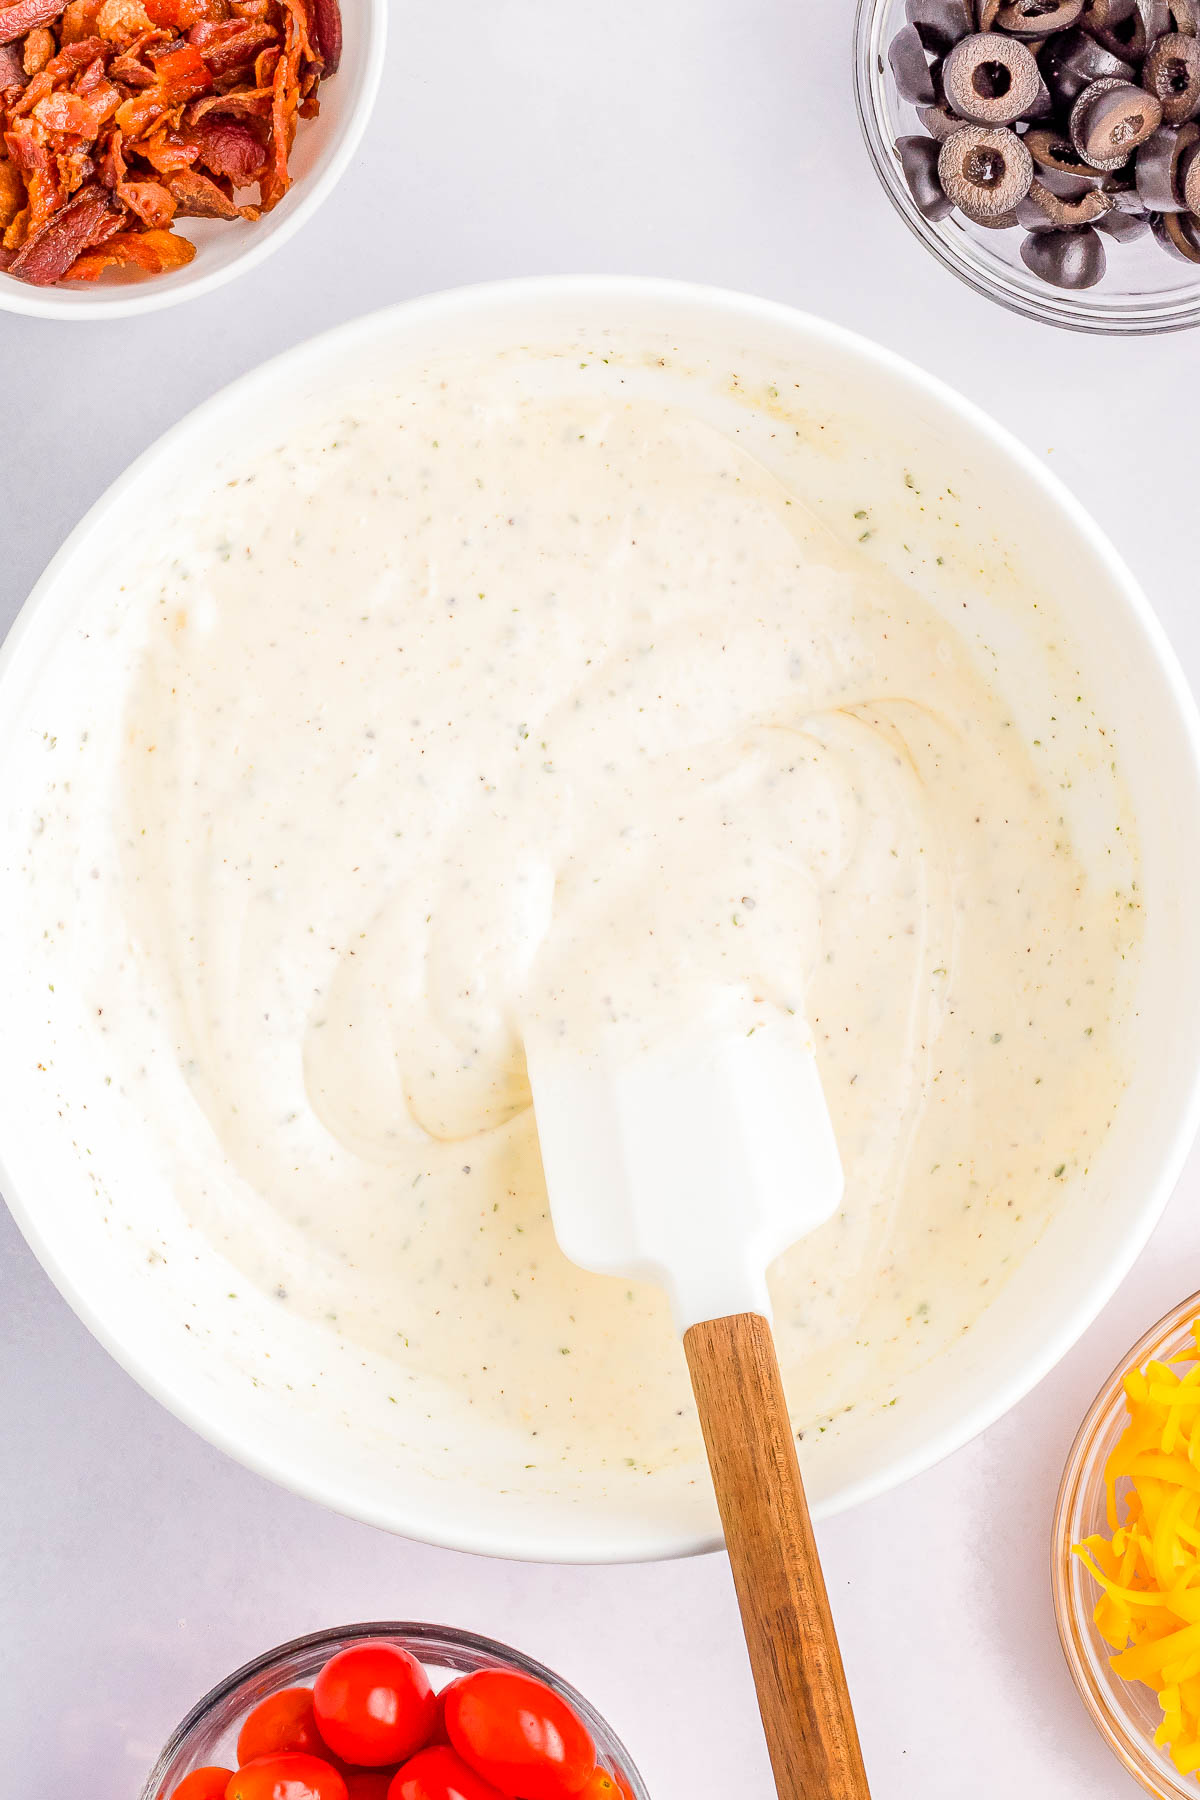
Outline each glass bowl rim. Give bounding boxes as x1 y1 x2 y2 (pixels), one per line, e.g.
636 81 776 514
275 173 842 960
1052 1290 1200 1798
851 0 1200 336
139 1620 650 1800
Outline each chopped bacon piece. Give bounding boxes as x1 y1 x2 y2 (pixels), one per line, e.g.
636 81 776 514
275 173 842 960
144 0 226 23
33 75 119 133
7 173 119 280
186 82 265 117
0 36 24 82
56 0 100 37
183 109 260 178
308 0 337 74
56 142 94 189
0 151 23 222
22 21 52 65
2 201 27 243
116 170 172 219
277 0 313 63
132 123 195 167
165 160 231 212
12 34 106 102
258 3 297 208
148 34 208 90
189 15 271 74
0 0 66 45
96 0 151 39
65 218 190 274
5 119 59 221
107 44 156 84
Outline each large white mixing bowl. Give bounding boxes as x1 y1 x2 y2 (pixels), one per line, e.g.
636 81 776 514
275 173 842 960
3 278 1200 1562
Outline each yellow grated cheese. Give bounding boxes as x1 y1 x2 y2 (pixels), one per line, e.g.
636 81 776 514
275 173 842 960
1074 1321 1200 1777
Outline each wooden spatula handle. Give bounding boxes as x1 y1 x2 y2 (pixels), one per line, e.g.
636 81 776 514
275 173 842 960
684 1312 871 1800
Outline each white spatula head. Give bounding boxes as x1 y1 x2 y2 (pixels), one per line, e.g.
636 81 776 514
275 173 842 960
524 1003 844 1333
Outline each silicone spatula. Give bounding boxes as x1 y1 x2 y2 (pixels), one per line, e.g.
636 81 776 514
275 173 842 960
524 1004 872 1800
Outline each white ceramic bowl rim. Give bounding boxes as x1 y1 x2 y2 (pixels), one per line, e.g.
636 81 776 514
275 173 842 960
4 276 1200 1562
0 0 386 320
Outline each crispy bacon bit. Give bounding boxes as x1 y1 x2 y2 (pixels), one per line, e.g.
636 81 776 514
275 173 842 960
189 15 271 75
144 0 227 25
5 117 59 219
148 34 208 90
117 168 170 219
1 0 337 285
96 0 150 39
57 0 100 37
133 123 192 167
165 159 228 212
22 21 51 65
65 217 189 273
0 0 66 46
308 0 336 74
186 81 264 117
183 109 259 177
0 149 23 219
33 72 117 130
7 171 117 278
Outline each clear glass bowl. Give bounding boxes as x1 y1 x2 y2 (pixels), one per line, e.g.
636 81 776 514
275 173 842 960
138 1622 651 1800
1053 1292 1200 1798
853 0 1200 333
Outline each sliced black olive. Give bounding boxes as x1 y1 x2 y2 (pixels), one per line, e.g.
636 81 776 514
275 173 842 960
1070 75 1163 165
1041 26 1136 108
973 208 1023 223
1082 0 1137 28
906 0 976 49
1019 222 1109 278
1142 32 1200 123
889 24 938 102
1135 120 1198 203
1179 130 1200 203
1085 0 1166 55
1016 173 1117 218
919 97 969 135
1024 122 1109 173
897 134 957 216
1152 205 1200 252
942 31 1043 118
995 0 1084 30
977 0 1003 25
938 122 1036 212
1096 196 1154 227
1038 161 1108 191
1169 0 1200 33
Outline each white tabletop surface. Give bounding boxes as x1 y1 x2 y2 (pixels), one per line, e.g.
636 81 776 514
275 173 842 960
4 3 1200 1794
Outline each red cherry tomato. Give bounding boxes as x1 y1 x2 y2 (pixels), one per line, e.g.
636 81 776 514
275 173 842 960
386 1746 506 1800
444 1671 596 1800
314 1643 436 1768
172 1771 234 1800
237 1689 327 1766
343 1772 397 1800
225 1753 349 1800
580 1772 635 1800
428 1680 464 1747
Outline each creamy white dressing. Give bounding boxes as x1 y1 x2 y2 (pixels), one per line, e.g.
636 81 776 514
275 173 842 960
43 353 1137 1475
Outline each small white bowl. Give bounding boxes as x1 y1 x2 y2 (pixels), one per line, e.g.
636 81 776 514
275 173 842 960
0 0 386 321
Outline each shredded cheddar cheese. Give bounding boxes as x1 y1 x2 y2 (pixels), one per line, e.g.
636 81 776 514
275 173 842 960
1075 1321 1200 1776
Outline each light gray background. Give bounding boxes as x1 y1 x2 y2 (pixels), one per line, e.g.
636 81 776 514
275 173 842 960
3 3 1200 1794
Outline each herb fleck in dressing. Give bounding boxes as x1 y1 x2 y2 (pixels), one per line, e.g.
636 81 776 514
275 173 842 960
83 363 1132 1473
